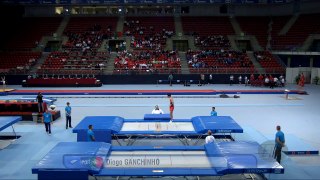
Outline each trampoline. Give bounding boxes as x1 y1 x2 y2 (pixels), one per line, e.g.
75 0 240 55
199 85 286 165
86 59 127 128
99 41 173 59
0 96 56 105
32 141 284 180
73 115 243 145
20 96 57 105
0 116 21 138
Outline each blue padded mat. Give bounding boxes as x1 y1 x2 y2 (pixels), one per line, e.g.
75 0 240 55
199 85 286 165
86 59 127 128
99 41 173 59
216 141 283 174
144 114 171 120
32 142 111 174
73 116 243 143
0 116 22 131
32 142 284 178
74 116 243 134
217 141 261 154
98 168 219 176
73 116 124 133
192 116 244 133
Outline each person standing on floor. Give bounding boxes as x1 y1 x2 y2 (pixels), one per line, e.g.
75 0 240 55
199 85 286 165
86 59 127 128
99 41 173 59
238 75 242 85
167 93 174 122
209 74 213 84
274 125 285 163
1 76 6 92
87 125 95 141
210 107 217 116
43 109 52 135
65 102 72 129
168 73 173 86
244 76 249 86
298 72 305 87
229 75 234 86
37 92 44 112
199 73 205 86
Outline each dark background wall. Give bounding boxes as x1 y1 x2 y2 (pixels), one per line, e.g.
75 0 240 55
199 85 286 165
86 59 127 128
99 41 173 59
0 5 24 50
278 55 313 67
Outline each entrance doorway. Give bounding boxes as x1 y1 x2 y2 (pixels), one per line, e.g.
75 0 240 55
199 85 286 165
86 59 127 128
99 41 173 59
236 40 252 51
109 40 125 52
173 40 189 51
45 41 61 52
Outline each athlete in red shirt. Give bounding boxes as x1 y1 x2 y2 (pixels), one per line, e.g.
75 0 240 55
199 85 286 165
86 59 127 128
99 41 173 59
167 93 174 121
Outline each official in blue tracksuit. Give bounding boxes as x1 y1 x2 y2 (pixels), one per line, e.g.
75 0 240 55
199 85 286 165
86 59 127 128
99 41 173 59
210 107 217 116
65 102 72 129
87 125 95 141
274 125 285 163
43 109 52 135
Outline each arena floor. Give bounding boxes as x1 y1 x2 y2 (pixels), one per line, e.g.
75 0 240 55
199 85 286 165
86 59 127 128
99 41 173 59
0 83 320 180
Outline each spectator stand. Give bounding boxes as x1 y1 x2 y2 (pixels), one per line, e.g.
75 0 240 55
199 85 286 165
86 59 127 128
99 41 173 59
181 16 234 50
38 51 109 76
254 51 285 74
0 52 41 75
124 17 175 50
186 49 254 74
114 49 181 74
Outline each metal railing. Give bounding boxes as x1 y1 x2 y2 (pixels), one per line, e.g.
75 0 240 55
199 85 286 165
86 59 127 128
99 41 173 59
2 67 286 75
112 67 285 75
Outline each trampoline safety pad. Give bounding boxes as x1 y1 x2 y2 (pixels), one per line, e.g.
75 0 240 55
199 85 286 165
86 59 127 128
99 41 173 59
105 151 222 168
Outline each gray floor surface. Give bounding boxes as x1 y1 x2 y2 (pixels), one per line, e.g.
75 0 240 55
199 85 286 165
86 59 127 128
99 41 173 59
0 83 319 180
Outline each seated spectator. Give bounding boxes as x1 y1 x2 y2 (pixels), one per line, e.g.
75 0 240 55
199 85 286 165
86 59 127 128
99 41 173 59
205 130 215 144
151 105 164 114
